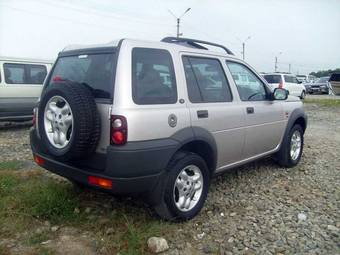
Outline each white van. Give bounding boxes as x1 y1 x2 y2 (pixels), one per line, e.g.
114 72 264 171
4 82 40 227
0 57 53 121
263 73 306 99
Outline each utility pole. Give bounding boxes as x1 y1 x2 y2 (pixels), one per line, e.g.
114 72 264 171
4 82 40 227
176 18 180 38
238 36 251 61
168 8 191 38
274 52 282 72
275 56 278 72
289 63 291 73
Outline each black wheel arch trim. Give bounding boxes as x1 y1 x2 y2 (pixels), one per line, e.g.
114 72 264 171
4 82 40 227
169 126 218 173
284 107 307 139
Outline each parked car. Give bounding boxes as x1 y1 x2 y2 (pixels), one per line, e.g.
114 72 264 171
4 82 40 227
296 74 316 84
262 73 306 99
329 73 340 95
30 38 307 221
303 76 330 94
0 57 52 121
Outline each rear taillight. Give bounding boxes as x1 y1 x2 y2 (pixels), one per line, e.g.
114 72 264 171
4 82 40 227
52 75 64 82
110 115 127 145
32 108 37 126
278 81 284 89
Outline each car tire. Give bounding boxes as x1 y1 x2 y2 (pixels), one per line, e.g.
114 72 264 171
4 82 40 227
276 124 304 168
153 151 210 221
38 82 100 161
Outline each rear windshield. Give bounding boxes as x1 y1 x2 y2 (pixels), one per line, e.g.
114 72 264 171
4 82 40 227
48 53 116 99
263 75 282 84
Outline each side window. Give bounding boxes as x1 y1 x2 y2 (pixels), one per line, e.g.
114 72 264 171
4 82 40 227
132 48 177 104
27 65 47 84
4 63 25 84
227 61 267 101
284 75 293 83
182 56 232 103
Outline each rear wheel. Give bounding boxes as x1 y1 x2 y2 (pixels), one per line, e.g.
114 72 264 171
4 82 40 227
276 124 304 167
154 152 210 221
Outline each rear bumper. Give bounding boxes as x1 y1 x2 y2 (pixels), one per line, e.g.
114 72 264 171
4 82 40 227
30 129 178 195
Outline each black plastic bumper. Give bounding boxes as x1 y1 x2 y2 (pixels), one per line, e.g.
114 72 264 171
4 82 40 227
30 129 179 194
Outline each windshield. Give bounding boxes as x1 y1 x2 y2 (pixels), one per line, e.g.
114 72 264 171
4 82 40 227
316 77 330 83
49 53 116 99
263 75 282 84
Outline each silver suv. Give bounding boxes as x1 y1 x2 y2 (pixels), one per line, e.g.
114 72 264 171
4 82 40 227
30 37 307 221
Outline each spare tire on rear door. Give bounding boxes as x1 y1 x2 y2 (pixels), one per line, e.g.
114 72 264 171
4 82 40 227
38 82 101 161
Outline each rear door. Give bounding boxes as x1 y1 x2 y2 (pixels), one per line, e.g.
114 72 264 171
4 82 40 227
0 62 48 119
226 61 285 158
181 54 246 169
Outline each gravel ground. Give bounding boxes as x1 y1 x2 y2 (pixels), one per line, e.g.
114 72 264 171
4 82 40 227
0 104 339 255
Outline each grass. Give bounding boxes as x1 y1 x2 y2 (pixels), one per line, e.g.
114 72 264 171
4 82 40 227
304 98 340 107
0 160 23 171
0 168 171 254
20 180 80 223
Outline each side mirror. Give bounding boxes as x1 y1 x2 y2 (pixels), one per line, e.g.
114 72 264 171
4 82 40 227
272 88 288 100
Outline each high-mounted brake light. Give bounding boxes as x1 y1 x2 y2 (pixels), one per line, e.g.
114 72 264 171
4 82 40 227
110 115 127 145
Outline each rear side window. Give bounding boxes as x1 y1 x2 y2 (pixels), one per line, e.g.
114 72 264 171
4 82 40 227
3 63 47 84
49 53 115 99
132 48 177 104
284 75 297 83
4 63 25 84
263 75 282 84
28 65 47 84
182 56 232 103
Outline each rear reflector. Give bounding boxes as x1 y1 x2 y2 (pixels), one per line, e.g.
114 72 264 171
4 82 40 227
32 108 37 126
88 176 112 189
34 155 45 166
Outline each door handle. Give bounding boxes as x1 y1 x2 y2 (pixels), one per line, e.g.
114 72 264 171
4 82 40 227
246 107 254 114
197 110 208 118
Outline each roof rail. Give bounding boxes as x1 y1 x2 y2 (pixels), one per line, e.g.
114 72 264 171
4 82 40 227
161 37 234 55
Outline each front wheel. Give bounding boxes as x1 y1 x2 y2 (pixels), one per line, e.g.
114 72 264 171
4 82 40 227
276 124 304 167
300 91 306 100
154 152 210 221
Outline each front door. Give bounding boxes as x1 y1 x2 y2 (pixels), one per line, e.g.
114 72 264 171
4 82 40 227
226 61 285 159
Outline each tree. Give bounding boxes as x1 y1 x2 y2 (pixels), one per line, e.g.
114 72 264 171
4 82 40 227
310 68 340 78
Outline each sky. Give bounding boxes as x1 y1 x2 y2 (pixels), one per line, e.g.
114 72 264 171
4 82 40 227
0 0 339 74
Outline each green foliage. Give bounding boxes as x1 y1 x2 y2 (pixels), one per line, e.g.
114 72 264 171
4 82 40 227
0 174 20 195
304 98 340 107
19 180 79 223
0 160 23 171
310 68 340 78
